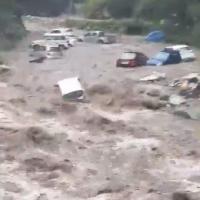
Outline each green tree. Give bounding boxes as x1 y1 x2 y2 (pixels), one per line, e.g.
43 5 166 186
84 0 107 18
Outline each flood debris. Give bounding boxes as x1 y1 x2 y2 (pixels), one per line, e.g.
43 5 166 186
174 106 200 120
140 72 166 82
169 94 186 106
171 73 200 98
57 77 85 101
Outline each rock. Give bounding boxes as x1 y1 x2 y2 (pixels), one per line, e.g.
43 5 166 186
182 73 200 80
172 192 191 200
169 95 186 106
140 72 166 82
174 110 191 119
160 94 170 101
142 98 166 110
174 106 200 120
186 108 200 120
147 88 161 97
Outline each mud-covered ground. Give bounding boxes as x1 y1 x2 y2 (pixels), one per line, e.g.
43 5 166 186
0 16 200 200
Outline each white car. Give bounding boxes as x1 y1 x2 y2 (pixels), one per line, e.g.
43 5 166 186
30 41 63 59
44 33 70 49
164 45 196 62
30 40 48 58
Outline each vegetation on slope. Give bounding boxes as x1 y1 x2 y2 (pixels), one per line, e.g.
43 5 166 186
82 0 200 46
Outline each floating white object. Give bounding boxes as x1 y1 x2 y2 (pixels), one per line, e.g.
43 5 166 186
57 77 84 101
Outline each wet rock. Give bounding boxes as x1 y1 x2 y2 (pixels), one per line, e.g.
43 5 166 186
174 110 191 119
97 188 113 195
147 88 161 97
172 192 190 200
174 106 200 120
142 98 166 110
160 93 170 101
169 95 186 106
140 72 166 82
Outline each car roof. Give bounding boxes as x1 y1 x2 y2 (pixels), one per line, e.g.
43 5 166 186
44 32 66 37
165 45 189 50
123 51 143 54
32 40 58 46
32 40 47 45
46 43 60 48
51 27 72 31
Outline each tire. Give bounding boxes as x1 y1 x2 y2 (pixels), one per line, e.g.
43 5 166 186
97 40 104 44
59 45 67 50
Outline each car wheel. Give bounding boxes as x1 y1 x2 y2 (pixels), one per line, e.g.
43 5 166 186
59 45 67 50
98 40 104 44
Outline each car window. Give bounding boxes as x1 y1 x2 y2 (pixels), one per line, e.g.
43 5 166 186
49 47 60 52
121 52 136 59
98 32 104 37
51 30 61 33
155 52 169 61
92 32 97 36
32 45 46 51
45 36 65 40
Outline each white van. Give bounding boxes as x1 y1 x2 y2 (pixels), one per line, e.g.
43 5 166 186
44 33 70 49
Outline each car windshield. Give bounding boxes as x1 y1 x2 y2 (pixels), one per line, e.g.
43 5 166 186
32 45 46 51
45 36 65 40
51 30 61 33
121 52 136 60
49 47 60 52
154 52 169 61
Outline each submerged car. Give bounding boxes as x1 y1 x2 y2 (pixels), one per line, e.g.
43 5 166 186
44 33 70 49
147 50 181 66
163 45 196 62
116 51 148 68
145 31 165 42
46 44 63 59
30 42 63 60
98 34 117 44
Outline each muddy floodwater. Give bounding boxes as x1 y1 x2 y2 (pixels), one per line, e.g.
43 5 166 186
0 16 199 200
